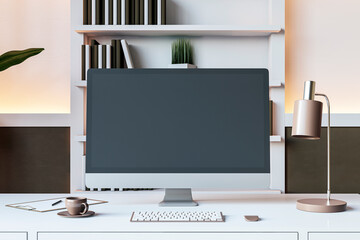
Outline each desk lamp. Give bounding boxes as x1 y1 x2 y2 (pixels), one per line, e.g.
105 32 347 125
292 81 347 213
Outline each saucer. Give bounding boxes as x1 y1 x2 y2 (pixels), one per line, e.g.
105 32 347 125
57 211 95 218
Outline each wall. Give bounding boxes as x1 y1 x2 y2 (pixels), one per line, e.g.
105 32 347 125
0 0 70 113
285 0 360 113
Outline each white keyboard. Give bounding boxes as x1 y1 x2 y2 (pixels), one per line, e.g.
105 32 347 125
130 211 225 222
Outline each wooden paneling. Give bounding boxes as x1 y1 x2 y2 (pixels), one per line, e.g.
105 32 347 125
286 127 360 193
0 127 70 193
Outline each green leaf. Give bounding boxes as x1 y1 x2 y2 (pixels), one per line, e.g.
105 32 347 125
0 48 44 72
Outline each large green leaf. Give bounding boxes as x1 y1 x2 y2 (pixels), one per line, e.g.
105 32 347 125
0 48 44 72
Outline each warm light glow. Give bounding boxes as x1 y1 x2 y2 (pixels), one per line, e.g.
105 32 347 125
285 0 360 113
0 0 70 113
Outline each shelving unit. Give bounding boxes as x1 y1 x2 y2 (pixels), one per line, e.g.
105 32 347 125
71 0 285 193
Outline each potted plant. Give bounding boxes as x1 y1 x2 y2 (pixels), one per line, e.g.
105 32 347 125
0 48 44 72
169 39 196 68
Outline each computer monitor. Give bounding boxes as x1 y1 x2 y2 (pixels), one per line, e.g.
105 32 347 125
86 69 270 206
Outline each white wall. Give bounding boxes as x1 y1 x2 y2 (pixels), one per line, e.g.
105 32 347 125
0 0 70 113
286 0 360 113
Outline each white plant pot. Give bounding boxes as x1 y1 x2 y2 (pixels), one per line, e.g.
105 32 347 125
168 64 197 69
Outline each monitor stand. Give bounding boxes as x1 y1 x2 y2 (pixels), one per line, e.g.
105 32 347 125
159 188 198 207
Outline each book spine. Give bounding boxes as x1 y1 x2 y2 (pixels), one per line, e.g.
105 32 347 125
144 0 148 25
139 0 144 24
118 0 122 25
161 0 165 25
85 45 90 79
116 40 122 68
105 0 109 25
88 0 92 24
131 0 135 24
94 45 99 68
121 42 125 68
81 45 86 80
125 0 130 25
148 0 153 25
106 45 111 68
121 0 125 25
92 0 96 25
83 0 88 24
102 0 105 24
95 0 100 24
121 39 134 68
98 44 103 68
111 39 116 68
269 100 273 135
157 0 161 25
102 45 107 68
109 0 113 24
135 0 140 25
153 0 157 24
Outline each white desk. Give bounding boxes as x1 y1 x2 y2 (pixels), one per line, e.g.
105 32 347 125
1 191 359 240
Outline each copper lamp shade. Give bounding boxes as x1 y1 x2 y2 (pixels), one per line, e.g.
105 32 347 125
292 100 322 139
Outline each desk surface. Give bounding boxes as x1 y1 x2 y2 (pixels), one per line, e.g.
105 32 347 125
1 191 359 239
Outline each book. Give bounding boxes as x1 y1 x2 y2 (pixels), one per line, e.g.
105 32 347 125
109 0 113 24
117 0 122 24
106 45 111 68
161 0 165 24
269 100 273 135
157 0 160 25
98 44 103 68
83 0 88 24
90 40 100 68
115 40 122 68
81 45 86 80
93 44 99 68
139 0 144 24
153 0 157 24
96 0 105 25
85 45 90 79
121 40 134 68
131 0 136 24
125 0 130 24
102 45 107 68
111 40 116 68
121 0 125 25
92 0 96 25
105 0 109 25
144 0 148 25
148 0 153 24
135 0 140 25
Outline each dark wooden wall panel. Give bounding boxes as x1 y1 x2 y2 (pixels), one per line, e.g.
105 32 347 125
0 127 70 193
286 127 360 193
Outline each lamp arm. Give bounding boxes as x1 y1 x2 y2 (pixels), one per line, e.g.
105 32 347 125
315 93 331 203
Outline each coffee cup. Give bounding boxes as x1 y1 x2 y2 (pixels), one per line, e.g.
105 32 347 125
65 197 89 215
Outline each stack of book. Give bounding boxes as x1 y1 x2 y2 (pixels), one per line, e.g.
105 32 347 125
83 0 166 25
81 39 134 81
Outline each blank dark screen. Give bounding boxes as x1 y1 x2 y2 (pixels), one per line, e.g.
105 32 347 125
86 69 269 173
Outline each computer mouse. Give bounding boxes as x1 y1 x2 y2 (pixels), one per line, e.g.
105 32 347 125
244 215 259 222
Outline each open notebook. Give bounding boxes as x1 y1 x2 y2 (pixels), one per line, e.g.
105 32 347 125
6 197 108 213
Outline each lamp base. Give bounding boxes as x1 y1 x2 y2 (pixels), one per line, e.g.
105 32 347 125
296 198 347 213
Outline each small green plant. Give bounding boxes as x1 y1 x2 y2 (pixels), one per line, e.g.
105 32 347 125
171 39 193 64
0 48 44 72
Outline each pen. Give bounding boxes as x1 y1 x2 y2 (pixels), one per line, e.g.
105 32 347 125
52 200 62 206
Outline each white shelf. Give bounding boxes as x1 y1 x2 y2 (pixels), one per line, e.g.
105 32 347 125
74 135 86 142
75 80 282 88
270 135 282 142
75 135 281 143
74 25 282 37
